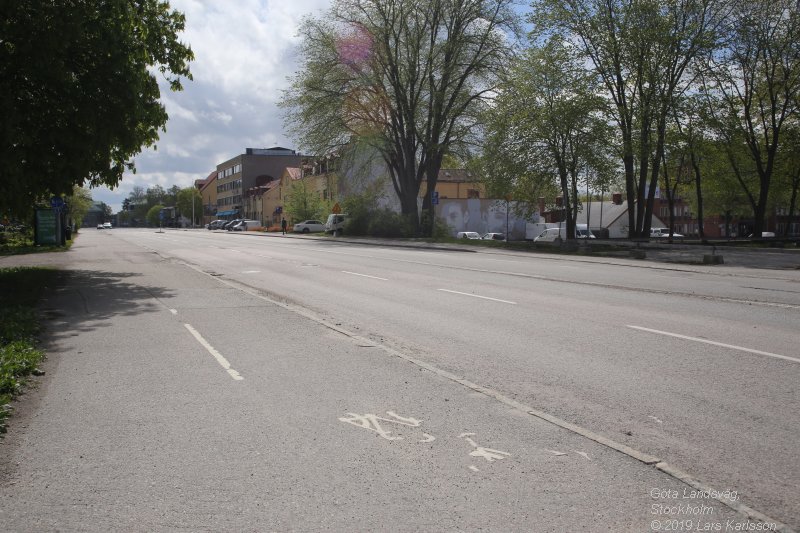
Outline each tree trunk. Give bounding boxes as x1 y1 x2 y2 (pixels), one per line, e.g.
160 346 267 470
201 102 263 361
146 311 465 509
786 170 800 237
690 150 706 242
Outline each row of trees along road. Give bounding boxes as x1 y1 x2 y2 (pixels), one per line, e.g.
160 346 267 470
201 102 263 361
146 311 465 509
480 0 800 239
283 0 800 239
119 185 202 227
0 1 193 218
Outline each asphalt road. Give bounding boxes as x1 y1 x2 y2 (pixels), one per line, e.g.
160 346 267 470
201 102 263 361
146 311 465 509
1 229 797 532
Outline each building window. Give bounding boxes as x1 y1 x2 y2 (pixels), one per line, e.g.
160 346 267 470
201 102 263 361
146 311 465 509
467 189 480 199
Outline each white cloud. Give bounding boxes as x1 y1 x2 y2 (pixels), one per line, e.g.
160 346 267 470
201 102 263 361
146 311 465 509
93 0 332 212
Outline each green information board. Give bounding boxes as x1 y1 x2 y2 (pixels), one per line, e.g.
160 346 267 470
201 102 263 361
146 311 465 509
35 208 59 245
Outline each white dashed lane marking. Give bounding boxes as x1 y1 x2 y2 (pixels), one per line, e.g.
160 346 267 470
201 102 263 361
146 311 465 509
184 323 244 380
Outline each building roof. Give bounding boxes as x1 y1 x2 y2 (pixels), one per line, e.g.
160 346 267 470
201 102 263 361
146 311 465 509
284 167 302 180
437 169 475 183
199 171 217 192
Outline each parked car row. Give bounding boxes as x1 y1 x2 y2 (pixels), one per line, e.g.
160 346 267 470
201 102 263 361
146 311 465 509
96 222 112 229
456 231 507 241
205 219 260 231
205 216 349 235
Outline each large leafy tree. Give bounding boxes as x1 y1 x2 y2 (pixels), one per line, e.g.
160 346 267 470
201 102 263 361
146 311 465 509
282 0 518 235
533 0 726 238
474 39 611 237
176 187 202 226
0 0 193 216
700 0 800 237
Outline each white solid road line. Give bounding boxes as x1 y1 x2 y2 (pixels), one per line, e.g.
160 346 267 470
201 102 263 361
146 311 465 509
437 289 517 305
342 271 388 281
184 323 244 380
627 325 800 364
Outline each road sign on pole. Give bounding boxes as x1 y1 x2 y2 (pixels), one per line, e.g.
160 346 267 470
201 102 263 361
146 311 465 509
432 191 439 205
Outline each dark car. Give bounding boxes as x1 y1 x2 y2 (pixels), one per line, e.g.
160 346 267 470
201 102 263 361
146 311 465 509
224 219 242 231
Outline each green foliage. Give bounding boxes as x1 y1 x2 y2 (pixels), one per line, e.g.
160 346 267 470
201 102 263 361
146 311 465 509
66 186 93 229
0 267 53 432
342 192 377 236
146 204 165 227
341 191 416 237
282 0 519 233
367 209 415 238
0 0 193 217
474 38 610 228
286 181 325 223
176 187 202 225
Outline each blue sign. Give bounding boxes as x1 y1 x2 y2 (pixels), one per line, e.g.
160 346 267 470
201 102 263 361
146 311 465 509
431 191 439 205
50 196 65 210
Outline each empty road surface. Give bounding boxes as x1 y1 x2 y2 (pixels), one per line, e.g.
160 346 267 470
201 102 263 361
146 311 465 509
1 229 797 532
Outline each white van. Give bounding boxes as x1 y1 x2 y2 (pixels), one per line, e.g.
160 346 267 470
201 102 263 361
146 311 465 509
232 219 261 231
534 224 595 243
325 214 347 234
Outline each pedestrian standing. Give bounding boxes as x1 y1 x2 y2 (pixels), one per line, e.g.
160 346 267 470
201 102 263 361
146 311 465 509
281 218 287 235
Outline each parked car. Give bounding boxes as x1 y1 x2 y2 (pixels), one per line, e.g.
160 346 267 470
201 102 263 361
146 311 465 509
747 232 775 238
207 220 225 230
482 232 506 241
102 222 112 229
534 228 562 243
232 219 261 231
325 214 347 234
456 231 481 239
97 223 104 229
293 220 325 233
224 219 242 231
650 228 684 238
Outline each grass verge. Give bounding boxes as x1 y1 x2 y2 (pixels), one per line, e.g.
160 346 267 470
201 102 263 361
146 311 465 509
0 267 58 433
0 227 73 256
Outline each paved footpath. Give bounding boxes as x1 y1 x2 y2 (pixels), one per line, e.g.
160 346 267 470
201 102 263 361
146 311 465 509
0 232 792 532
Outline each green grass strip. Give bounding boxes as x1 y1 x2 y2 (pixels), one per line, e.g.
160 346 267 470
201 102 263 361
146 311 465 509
0 267 57 433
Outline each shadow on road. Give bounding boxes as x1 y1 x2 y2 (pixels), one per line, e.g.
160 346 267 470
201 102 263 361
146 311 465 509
39 269 174 344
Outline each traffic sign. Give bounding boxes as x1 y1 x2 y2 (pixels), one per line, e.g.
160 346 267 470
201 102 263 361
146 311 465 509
432 191 439 205
50 196 65 209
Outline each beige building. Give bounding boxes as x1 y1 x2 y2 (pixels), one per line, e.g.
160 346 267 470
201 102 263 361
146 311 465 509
199 171 218 225
421 169 485 200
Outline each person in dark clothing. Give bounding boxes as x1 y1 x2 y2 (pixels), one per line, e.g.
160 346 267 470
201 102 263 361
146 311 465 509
281 218 287 235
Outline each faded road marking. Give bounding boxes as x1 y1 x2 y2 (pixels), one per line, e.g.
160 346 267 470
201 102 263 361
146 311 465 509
627 325 800 364
342 271 388 281
460 434 511 462
339 411 422 441
437 289 516 305
184 324 244 381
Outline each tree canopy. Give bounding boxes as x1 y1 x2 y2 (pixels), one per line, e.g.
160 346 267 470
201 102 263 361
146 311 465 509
0 0 193 217
282 0 519 235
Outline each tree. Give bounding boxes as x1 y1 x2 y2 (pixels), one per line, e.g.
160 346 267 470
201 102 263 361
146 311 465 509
282 0 518 235
285 181 325 223
65 186 93 230
474 38 611 237
701 0 800 237
146 185 168 208
146 205 165 227
0 1 193 216
533 0 727 238
176 187 202 226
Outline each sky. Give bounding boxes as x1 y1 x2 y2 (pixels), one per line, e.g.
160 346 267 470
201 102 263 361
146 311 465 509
91 0 333 212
